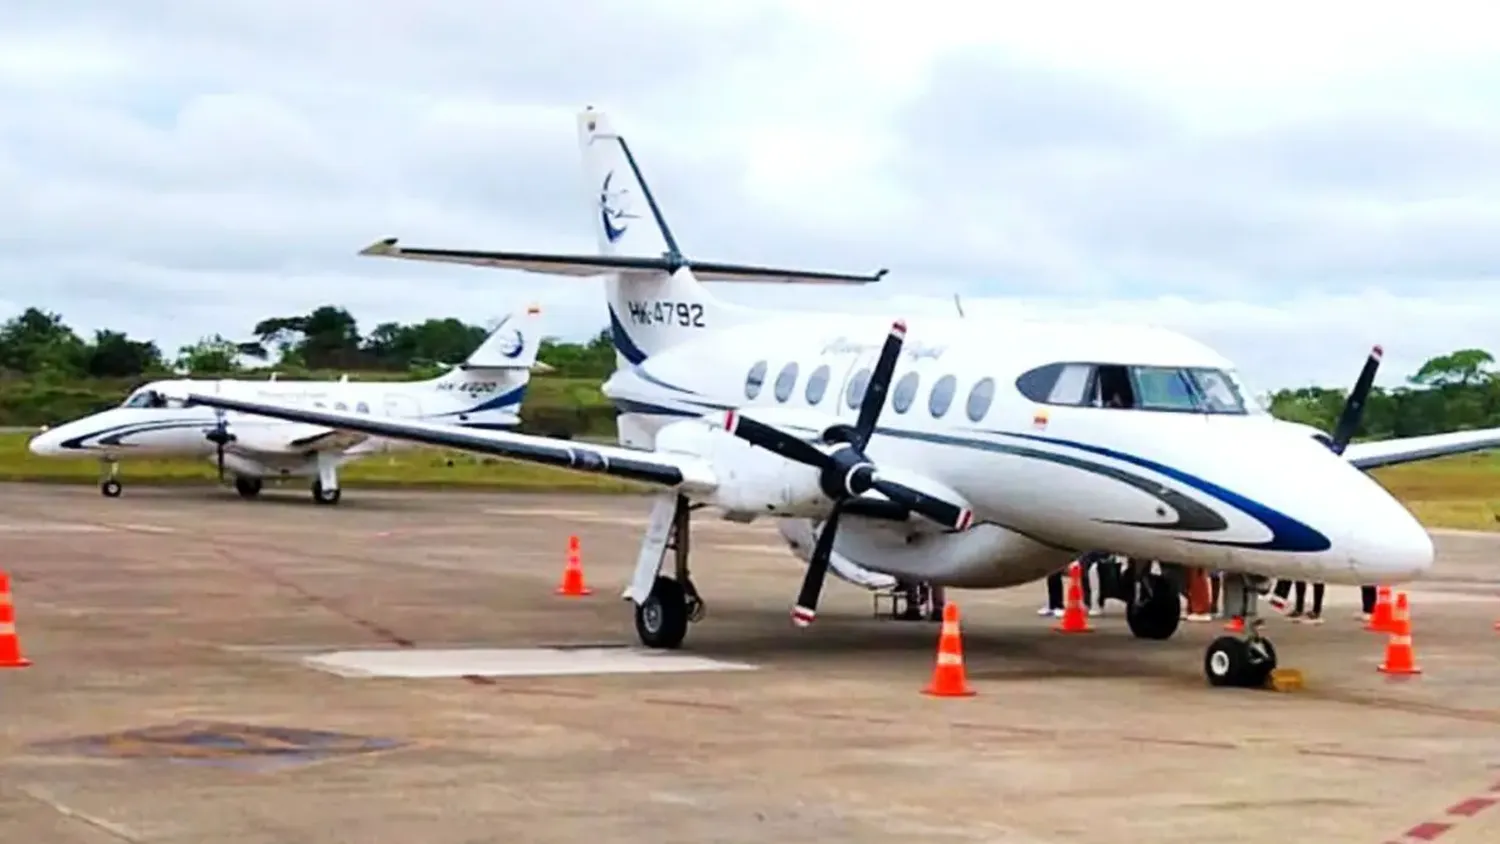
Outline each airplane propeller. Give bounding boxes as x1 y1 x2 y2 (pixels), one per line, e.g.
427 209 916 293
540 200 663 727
720 319 974 627
203 409 236 481
1323 344 1382 455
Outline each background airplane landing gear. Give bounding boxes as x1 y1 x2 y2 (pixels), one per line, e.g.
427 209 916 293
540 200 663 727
1205 627 1278 688
234 477 263 499
100 478 122 498
311 480 341 505
635 575 690 649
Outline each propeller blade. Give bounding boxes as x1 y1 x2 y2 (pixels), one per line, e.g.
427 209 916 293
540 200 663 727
1327 344 1382 455
851 320 907 450
722 410 832 469
792 504 843 626
870 478 973 531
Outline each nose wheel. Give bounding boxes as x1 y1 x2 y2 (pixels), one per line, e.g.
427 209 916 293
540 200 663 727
1205 621 1278 688
100 478 122 498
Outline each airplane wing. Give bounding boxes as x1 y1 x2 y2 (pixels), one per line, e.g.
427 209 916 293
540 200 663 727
179 392 717 490
1344 428 1500 470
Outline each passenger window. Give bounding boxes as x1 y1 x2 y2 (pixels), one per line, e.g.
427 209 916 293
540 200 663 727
773 362 798 403
356 402 370 414
805 364 830 405
334 402 349 411
966 377 995 422
1131 366 1198 411
891 371 920 414
845 367 872 410
745 361 768 399
929 374 957 417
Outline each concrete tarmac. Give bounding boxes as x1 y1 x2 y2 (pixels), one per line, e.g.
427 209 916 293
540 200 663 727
1 483 1498 843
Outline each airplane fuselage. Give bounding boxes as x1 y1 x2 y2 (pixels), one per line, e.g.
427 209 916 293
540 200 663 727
602 310 1433 589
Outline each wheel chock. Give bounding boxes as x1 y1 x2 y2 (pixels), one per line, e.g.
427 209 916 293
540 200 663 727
1267 667 1304 692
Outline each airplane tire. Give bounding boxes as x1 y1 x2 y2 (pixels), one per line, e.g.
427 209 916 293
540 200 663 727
1126 573 1180 640
234 477 263 499
1204 636 1277 688
311 481 342 506
634 576 689 650
100 479 122 498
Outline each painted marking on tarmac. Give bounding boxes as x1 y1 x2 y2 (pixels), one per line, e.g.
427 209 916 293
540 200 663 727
0 522 111 534
301 647 757 679
704 543 789 555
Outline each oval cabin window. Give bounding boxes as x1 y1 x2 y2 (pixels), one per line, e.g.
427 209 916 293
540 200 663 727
929 374 957 417
774 362 799 403
745 361 768 399
891 371 920 414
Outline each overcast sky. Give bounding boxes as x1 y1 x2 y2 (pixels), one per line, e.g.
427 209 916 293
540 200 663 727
4 1 1499 391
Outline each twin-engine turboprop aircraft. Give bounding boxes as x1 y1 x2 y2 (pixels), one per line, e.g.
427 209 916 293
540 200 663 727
176 108 1500 687
29 306 543 505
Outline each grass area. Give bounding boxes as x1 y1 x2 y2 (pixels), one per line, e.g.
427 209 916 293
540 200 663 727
2 431 1496 528
0 432 647 494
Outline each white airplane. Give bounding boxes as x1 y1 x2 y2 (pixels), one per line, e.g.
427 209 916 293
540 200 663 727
29 306 545 505
174 107 1500 687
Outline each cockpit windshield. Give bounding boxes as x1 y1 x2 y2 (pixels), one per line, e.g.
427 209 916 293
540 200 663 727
120 388 184 410
1015 362 1249 414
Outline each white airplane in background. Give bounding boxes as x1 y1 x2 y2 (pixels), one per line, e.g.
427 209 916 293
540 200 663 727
29 306 545 506
177 107 1500 688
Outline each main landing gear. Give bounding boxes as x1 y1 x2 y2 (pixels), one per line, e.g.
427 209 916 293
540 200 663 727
310 453 341 506
629 493 706 649
99 460 122 497
1124 562 1181 641
234 477 263 499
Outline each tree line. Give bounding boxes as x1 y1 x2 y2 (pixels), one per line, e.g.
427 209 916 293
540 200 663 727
3 305 1500 443
0 305 615 381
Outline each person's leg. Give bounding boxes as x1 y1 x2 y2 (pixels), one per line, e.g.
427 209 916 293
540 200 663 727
1210 571 1222 616
1269 578 1294 612
1360 585 1377 618
1289 581 1306 619
1307 583 1325 623
1043 571 1064 615
1080 562 1094 611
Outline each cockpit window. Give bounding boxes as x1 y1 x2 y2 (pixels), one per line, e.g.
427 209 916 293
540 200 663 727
1186 368 1246 414
1015 362 1247 414
120 388 183 409
1130 367 1198 411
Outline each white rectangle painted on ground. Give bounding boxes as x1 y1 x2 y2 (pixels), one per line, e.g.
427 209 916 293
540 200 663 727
302 647 757 679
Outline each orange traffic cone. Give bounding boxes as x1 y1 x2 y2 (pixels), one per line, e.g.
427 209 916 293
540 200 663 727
923 602 975 697
555 535 592 597
1223 615 1245 633
1377 591 1421 675
0 571 31 669
1367 585 1393 632
1054 562 1093 633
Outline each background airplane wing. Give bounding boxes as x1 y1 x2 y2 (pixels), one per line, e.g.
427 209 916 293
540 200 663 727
180 392 716 490
1344 428 1500 470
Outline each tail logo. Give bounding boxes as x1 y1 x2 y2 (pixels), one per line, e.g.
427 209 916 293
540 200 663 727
600 171 638 243
497 329 525 359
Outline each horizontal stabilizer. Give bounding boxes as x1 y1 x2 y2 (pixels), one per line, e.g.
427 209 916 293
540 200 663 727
359 239 887 285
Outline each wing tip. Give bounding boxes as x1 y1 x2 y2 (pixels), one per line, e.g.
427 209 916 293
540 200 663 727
359 238 401 256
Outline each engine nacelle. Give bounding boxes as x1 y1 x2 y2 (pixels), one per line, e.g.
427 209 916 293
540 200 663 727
655 418 831 519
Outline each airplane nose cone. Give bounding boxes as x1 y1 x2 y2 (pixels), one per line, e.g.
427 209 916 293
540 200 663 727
1342 498 1434 582
27 429 53 456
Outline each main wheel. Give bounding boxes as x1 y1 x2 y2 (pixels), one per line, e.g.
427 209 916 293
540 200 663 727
100 479 122 498
1204 635 1277 688
634 575 689 650
1126 573 1181 640
234 477 263 499
311 481 342 506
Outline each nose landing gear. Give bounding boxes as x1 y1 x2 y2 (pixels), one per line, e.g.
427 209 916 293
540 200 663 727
1205 575 1278 688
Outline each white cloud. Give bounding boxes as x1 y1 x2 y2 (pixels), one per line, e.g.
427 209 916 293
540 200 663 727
4 1 1500 391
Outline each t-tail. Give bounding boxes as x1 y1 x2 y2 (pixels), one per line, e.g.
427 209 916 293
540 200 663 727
355 106 886 367
426 304 544 427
